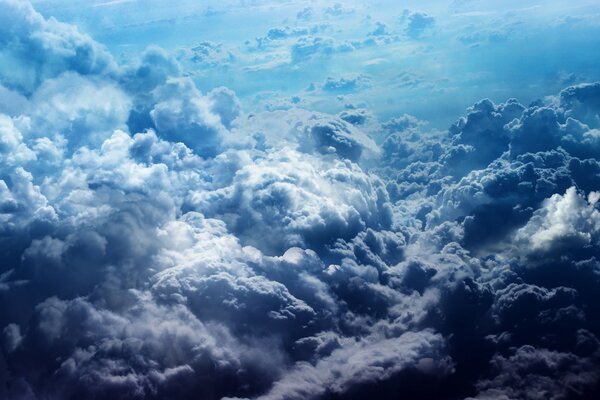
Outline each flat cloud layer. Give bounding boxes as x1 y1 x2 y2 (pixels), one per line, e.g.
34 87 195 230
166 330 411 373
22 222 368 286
1 1 600 400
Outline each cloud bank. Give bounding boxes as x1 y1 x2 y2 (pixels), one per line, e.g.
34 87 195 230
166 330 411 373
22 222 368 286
1 1 600 400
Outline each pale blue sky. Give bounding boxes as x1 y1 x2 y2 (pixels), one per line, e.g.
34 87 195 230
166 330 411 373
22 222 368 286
30 0 600 127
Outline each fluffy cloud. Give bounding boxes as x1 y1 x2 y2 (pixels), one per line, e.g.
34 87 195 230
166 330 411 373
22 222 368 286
0 0 115 94
443 98 524 176
401 10 435 39
514 187 600 255
184 41 235 68
149 78 238 157
228 109 379 162
338 108 373 126
560 82 600 128
2 2 600 400
324 3 355 17
188 148 392 255
25 72 132 150
250 331 450 400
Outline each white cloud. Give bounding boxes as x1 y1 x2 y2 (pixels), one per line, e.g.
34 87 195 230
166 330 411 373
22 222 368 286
515 186 600 253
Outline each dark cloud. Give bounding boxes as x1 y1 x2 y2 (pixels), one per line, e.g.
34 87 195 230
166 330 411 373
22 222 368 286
2 2 600 400
469 345 600 400
560 82 600 128
443 98 524 176
187 148 391 255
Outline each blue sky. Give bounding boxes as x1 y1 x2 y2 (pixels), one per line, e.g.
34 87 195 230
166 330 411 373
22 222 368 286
30 0 600 128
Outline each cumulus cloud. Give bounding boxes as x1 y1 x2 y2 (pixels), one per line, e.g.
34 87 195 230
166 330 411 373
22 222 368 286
183 41 236 68
514 187 600 256
2 2 600 400
338 108 373 126
187 148 391 255
149 78 240 157
469 345 600 400
0 0 115 94
296 7 313 22
251 331 450 400
321 74 371 93
443 98 524 176
560 82 600 128
228 109 379 162
324 3 354 17
401 10 436 39
26 72 132 150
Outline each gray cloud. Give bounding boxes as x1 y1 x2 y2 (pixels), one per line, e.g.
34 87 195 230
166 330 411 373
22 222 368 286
2 2 600 400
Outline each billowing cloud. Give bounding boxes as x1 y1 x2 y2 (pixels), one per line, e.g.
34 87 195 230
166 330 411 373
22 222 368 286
2 2 600 400
187 147 391 255
26 72 132 150
0 0 115 94
514 187 600 255
149 77 239 157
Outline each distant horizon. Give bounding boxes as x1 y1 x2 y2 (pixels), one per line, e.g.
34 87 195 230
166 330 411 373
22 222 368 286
28 0 600 129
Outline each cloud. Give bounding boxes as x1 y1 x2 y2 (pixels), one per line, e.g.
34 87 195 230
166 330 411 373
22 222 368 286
187 147 392 255
338 108 372 126
7 294 280 400
207 86 242 130
26 72 132 151
290 36 353 63
0 0 115 94
560 82 600 128
183 41 236 68
514 186 600 255
383 114 426 133
249 25 330 52
401 10 436 39
469 345 600 400
149 77 238 157
321 74 371 93
459 29 510 46
0 85 28 117
2 2 600 400
252 331 450 400
120 46 181 94
368 22 390 37
443 98 524 176
324 3 355 17
227 109 379 162
296 7 313 21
